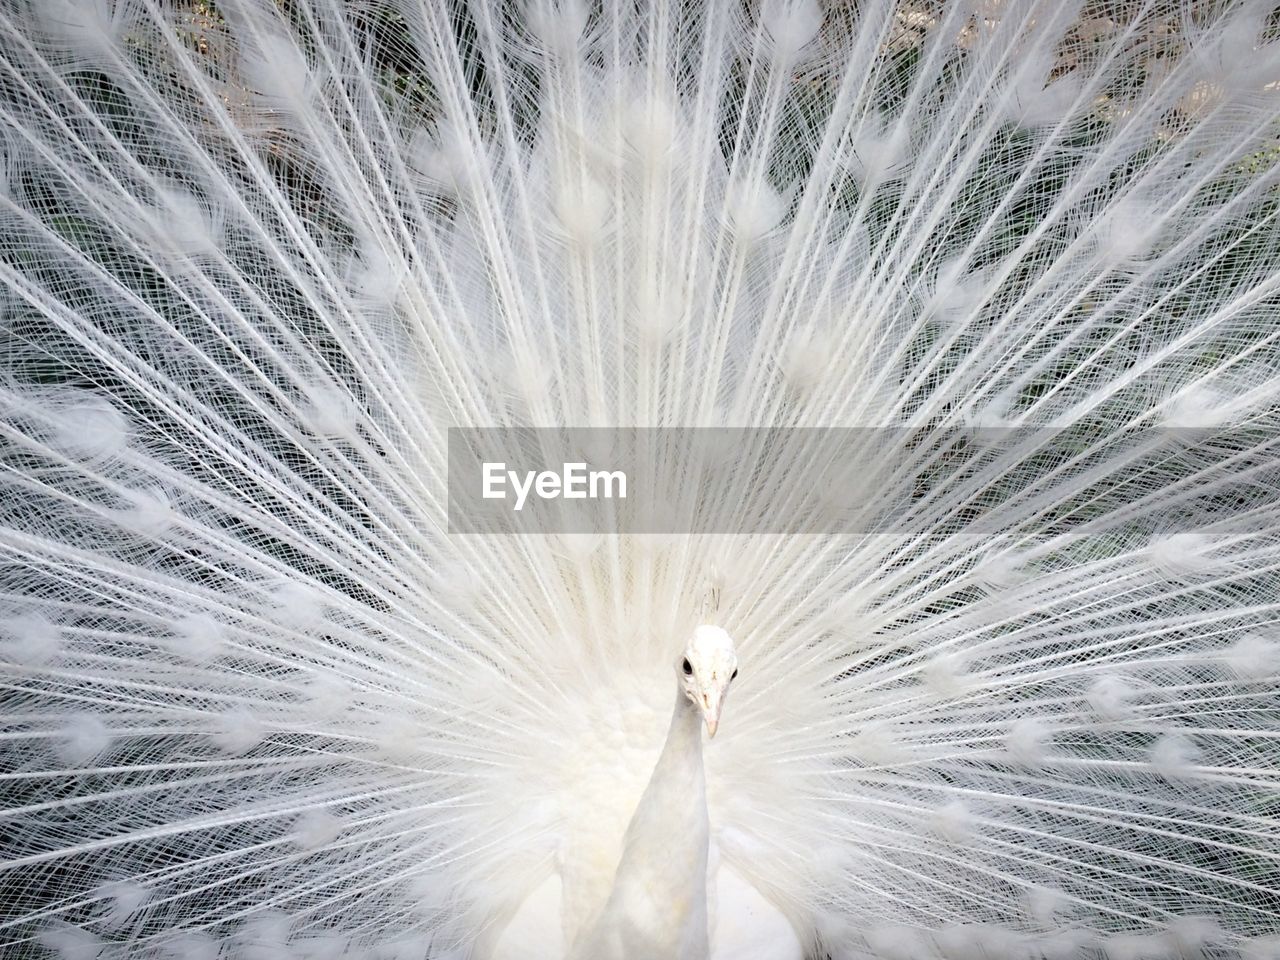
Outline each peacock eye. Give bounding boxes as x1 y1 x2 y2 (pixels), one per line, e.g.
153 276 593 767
731 669 738 681
682 658 692 676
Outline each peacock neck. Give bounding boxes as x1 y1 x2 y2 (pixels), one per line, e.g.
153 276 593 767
647 686 708 805
570 686 711 959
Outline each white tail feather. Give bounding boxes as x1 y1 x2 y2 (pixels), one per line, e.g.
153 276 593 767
1 1 1279 958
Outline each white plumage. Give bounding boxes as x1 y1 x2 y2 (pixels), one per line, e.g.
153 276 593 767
1 1 1279 958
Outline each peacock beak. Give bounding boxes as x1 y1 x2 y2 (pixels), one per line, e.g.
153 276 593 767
701 689 723 738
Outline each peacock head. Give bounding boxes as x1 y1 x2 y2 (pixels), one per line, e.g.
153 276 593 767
679 625 739 738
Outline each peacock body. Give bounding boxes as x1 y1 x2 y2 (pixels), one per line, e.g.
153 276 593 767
2 0 1280 958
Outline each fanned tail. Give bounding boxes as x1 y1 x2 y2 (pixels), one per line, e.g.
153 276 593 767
0 2 1278 958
